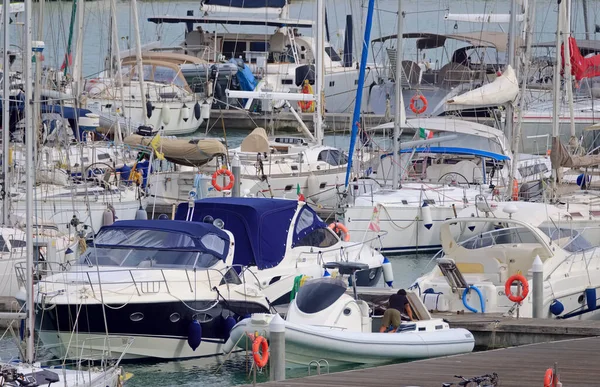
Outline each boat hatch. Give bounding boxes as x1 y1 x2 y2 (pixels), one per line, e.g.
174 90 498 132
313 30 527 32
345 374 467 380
295 278 347 314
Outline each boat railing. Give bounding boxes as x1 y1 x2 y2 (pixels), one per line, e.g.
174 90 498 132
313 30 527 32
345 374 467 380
16 261 240 299
295 231 388 267
74 335 135 366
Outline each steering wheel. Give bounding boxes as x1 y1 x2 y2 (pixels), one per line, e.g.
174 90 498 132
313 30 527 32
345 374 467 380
84 162 118 188
437 172 471 189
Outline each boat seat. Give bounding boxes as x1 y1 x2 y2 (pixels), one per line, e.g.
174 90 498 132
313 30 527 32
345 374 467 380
437 62 478 88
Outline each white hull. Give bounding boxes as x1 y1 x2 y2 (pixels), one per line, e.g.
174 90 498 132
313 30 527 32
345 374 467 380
5 362 121 387
227 316 474 367
38 331 225 360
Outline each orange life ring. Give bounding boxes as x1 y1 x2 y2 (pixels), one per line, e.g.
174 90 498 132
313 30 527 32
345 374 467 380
409 94 428 115
298 81 314 113
211 169 235 192
328 222 351 242
512 178 519 201
544 368 556 387
252 336 269 368
505 274 529 303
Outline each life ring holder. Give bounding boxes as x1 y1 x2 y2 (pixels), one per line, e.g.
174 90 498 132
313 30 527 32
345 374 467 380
252 336 269 368
409 94 428 115
328 222 351 242
505 274 529 303
211 169 235 192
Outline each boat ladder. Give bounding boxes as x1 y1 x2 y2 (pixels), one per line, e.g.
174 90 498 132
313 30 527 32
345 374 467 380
307 359 329 376
437 258 468 292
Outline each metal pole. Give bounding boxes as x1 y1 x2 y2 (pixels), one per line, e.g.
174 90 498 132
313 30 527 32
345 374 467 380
563 0 576 144
109 0 126 140
232 153 240 197
392 0 404 189
551 0 563 195
504 0 518 148
314 0 324 144
268 314 285 381
532 255 544 318
582 0 590 40
131 0 148 124
2 0 10 225
24 0 35 364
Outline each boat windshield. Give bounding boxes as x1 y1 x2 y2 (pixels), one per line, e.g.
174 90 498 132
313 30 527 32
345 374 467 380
77 228 228 269
460 226 595 253
295 278 347 314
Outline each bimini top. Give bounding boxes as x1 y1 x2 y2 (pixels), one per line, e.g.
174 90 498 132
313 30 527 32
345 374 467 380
96 220 230 261
175 198 326 269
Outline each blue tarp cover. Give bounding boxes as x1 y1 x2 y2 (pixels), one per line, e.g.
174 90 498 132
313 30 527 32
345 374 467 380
97 220 230 260
175 198 325 269
382 147 509 161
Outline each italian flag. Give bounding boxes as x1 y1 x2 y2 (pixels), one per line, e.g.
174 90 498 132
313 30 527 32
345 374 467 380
419 127 433 139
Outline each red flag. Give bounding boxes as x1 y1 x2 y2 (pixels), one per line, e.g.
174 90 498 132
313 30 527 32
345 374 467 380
368 205 381 232
60 53 73 71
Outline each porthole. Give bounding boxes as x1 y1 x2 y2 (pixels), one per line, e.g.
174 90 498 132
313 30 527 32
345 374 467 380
130 312 144 322
169 313 181 323
192 313 214 323
343 308 351 316
578 294 585 304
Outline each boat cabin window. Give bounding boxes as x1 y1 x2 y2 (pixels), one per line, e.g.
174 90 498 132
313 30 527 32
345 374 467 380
318 149 348 166
78 228 227 269
325 47 342 62
222 41 246 60
518 163 548 178
126 64 187 88
0 236 9 252
295 228 338 248
295 278 347 314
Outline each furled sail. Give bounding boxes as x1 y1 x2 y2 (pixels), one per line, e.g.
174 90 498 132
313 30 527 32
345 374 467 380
202 0 286 8
550 136 600 168
124 135 226 167
446 65 518 106
563 37 600 81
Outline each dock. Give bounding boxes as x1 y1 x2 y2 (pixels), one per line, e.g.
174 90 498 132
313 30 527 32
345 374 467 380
433 312 600 349
243 336 600 386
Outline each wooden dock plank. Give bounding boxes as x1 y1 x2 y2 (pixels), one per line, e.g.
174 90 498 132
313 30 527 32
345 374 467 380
242 336 600 386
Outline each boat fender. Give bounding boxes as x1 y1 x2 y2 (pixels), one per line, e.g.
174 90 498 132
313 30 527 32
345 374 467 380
462 285 485 313
194 102 201 120
549 300 564 316
200 103 211 120
146 100 154 118
182 103 190 122
382 257 394 287
505 274 529 303
421 201 433 230
135 206 148 220
221 315 237 342
328 222 351 242
585 287 597 311
161 105 171 125
187 320 202 351
306 174 320 203
252 336 269 368
102 208 115 227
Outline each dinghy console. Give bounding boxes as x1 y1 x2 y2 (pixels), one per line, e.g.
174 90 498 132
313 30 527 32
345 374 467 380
286 262 372 333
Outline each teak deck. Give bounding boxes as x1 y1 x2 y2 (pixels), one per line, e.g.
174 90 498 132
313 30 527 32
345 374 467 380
243 336 600 386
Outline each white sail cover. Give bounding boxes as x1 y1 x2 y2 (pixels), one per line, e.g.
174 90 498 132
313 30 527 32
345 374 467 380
444 13 524 23
447 65 518 106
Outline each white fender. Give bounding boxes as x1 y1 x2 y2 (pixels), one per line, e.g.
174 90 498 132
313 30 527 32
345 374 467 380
161 105 172 125
200 103 211 120
421 201 433 230
382 257 394 287
306 174 320 203
182 105 191 122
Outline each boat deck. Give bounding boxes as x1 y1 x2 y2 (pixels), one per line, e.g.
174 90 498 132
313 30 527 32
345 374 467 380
243 336 600 386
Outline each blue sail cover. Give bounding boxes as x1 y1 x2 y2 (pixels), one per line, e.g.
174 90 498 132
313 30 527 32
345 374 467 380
203 0 286 8
175 198 325 269
97 220 230 261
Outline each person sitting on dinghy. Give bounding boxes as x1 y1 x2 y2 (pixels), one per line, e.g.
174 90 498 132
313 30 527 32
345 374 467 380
379 289 414 333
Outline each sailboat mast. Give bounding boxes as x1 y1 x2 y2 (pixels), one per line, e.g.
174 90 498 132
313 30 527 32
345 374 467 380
562 0 576 145
131 0 148 125
2 0 10 225
392 0 404 189
551 0 564 194
505 0 518 146
314 0 324 144
344 0 375 188
72 0 85 98
110 0 126 141
24 0 35 364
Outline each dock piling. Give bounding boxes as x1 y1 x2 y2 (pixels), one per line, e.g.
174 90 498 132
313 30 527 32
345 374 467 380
269 313 285 381
232 153 241 198
532 255 543 318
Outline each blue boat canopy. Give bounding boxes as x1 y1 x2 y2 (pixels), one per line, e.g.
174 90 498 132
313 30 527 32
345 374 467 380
382 147 509 161
95 220 230 261
175 198 326 269
203 0 286 7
